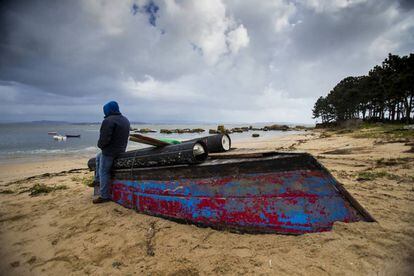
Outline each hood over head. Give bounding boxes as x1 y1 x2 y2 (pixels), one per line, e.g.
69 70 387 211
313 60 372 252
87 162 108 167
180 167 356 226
103 101 120 117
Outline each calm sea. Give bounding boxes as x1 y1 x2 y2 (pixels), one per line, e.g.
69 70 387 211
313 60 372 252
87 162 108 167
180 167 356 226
0 123 301 163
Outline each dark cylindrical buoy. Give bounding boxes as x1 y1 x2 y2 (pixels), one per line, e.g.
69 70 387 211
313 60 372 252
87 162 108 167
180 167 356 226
88 140 208 171
187 134 231 153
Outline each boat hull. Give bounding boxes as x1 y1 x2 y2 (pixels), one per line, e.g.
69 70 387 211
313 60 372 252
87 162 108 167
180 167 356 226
101 152 374 234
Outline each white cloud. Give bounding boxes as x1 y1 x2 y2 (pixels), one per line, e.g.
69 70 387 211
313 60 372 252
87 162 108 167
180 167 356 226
159 0 250 65
272 1 296 32
226 24 250 54
122 75 203 103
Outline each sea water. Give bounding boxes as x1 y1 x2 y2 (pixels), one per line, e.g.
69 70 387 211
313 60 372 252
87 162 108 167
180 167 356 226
0 122 302 163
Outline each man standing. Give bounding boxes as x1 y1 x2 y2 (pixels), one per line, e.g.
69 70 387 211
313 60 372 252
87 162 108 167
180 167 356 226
93 101 130 204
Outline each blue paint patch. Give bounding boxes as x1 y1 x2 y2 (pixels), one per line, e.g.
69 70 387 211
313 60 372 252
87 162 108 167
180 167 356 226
123 172 337 198
259 212 268 222
200 207 213 218
282 212 308 225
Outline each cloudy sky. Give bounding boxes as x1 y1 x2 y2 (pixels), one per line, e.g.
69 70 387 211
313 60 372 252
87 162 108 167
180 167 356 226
0 0 413 123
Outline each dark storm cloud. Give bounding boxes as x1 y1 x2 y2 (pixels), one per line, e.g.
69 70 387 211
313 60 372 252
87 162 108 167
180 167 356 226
398 0 414 10
0 0 185 98
290 1 396 60
0 0 118 97
0 0 413 123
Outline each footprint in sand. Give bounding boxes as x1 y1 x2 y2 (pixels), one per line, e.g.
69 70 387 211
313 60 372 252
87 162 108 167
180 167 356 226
27 256 37 264
10 261 20 268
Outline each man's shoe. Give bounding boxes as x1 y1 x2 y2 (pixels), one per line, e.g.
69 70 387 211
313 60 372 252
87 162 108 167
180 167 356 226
93 197 111 204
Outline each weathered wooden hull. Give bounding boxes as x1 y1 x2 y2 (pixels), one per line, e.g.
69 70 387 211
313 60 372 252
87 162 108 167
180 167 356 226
101 152 374 234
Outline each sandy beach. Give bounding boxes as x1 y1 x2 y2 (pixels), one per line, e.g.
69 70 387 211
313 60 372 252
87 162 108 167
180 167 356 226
1 130 413 275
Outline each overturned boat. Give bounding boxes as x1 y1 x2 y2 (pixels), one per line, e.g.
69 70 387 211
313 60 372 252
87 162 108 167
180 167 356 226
88 135 374 234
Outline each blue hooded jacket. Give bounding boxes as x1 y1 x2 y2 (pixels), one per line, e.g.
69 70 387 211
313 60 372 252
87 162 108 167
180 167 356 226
103 101 120 117
98 101 130 156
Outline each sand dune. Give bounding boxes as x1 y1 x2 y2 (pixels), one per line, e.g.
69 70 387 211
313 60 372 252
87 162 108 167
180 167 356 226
1 131 413 275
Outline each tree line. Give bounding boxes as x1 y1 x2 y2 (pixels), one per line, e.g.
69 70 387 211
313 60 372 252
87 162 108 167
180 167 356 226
312 53 414 124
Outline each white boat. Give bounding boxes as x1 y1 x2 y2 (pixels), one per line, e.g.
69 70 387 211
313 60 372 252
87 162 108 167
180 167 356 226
53 135 67 141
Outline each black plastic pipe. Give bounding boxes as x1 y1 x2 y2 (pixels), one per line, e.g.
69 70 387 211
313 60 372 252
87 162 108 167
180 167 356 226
186 134 231 153
88 140 208 171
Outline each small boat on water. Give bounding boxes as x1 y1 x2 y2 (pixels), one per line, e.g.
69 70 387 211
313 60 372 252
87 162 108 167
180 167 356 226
88 135 374 234
65 134 81 138
48 132 57 135
53 135 66 141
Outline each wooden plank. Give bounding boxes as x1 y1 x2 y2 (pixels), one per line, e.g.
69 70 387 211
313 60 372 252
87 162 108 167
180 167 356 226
208 149 297 159
129 134 170 147
209 152 266 159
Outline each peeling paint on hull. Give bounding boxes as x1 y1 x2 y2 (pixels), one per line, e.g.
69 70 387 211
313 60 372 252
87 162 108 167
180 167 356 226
104 153 374 234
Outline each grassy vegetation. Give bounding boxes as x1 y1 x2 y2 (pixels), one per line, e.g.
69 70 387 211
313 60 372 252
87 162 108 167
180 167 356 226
29 183 68 196
323 148 353 155
375 157 414 167
70 176 81 182
351 123 414 139
82 175 95 187
356 170 401 181
72 174 95 187
334 129 354 134
320 132 333 138
402 163 412 169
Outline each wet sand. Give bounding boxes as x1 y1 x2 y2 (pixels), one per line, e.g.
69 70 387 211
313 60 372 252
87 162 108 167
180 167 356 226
0 131 413 275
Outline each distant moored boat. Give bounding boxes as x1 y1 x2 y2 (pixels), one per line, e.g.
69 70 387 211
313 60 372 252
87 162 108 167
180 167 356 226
53 135 66 141
65 134 81 138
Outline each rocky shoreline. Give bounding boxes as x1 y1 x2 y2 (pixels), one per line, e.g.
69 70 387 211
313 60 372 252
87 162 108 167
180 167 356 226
131 124 313 135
